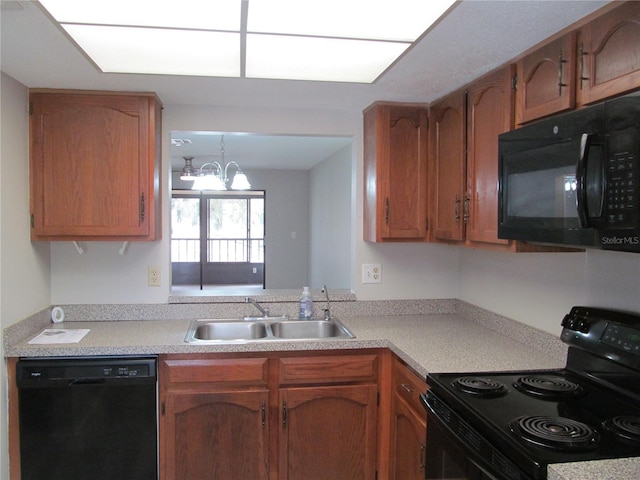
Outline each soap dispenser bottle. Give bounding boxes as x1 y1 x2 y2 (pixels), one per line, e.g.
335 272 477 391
299 286 313 319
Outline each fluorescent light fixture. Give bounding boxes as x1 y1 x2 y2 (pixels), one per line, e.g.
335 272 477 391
247 0 455 42
38 0 241 30
62 25 240 77
247 34 409 83
38 0 457 83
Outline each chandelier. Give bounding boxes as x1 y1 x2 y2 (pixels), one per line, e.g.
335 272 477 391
179 135 251 190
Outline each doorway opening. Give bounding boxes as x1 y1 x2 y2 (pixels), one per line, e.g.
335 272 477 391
171 190 265 290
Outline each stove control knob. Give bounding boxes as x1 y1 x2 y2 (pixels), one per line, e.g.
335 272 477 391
577 319 590 333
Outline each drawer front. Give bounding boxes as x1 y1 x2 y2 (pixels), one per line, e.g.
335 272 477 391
393 360 427 414
279 354 378 385
162 357 269 386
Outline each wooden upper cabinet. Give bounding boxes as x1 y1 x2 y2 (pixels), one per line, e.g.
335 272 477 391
515 33 577 124
364 102 429 242
29 90 162 241
430 91 466 242
466 67 514 246
578 1 640 105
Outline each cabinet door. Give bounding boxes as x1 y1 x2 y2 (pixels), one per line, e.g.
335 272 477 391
466 67 514 246
515 33 576 124
578 1 640 105
161 390 269 480
29 91 161 240
279 384 378 480
364 103 429 242
430 91 466 242
391 394 427 480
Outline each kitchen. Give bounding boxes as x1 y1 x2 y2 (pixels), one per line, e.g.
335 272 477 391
2 1 640 479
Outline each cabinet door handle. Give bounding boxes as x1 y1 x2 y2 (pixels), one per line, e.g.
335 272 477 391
261 400 266 427
463 193 470 225
558 50 568 96
419 442 426 471
454 195 461 224
400 383 413 394
282 400 287 427
579 43 589 90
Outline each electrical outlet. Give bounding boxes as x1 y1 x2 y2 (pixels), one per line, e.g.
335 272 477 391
362 264 382 284
148 266 160 287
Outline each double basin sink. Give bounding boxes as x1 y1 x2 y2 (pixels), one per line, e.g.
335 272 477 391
185 316 356 343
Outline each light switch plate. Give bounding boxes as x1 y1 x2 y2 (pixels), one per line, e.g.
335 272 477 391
362 264 382 284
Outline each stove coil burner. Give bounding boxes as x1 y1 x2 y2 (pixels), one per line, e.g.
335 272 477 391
514 375 583 399
452 377 507 398
510 416 600 452
603 416 640 445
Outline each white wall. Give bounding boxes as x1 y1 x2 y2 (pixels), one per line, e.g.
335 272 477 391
459 248 640 335
245 169 310 289
309 144 352 289
1 73 52 480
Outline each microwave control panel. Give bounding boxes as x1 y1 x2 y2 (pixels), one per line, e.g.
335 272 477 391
606 152 637 226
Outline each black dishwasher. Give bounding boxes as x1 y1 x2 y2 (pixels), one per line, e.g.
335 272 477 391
17 356 157 480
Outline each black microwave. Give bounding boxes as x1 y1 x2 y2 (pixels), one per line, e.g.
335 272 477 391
498 91 640 252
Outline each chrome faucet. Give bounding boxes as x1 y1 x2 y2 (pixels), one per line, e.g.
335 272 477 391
245 297 270 317
321 285 331 320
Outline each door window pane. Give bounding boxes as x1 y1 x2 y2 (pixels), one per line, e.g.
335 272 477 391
171 198 200 262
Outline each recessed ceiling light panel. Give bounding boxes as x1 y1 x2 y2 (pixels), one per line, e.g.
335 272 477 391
247 0 457 41
38 0 457 83
62 25 240 77
246 34 409 83
39 0 242 30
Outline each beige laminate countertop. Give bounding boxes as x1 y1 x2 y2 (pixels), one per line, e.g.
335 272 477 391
6 314 565 375
5 307 640 480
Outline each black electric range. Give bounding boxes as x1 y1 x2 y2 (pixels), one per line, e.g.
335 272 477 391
422 306 640 480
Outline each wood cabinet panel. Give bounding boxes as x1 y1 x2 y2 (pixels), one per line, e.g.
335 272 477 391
389 358 428 480
466 67 514 246
578 1 640 105
162 357 269 386
161 390 269 480
516 33 577 124
29 90 161 240
279 384 378 480
391 395 427 480
430 91 466 242
364 102 429 242
278 353 378 385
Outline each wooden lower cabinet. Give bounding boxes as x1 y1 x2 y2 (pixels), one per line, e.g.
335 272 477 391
162 390 270 480
389 358 428 480
279 384 378 480
159 351 380 480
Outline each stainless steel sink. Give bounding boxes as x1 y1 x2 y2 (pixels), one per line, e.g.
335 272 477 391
190 320 269 341
184 318 355 343
270 320 353 339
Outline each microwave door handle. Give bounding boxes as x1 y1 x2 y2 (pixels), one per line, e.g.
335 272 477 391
577 133 592 227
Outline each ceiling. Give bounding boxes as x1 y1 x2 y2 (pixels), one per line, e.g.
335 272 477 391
1 0 612 170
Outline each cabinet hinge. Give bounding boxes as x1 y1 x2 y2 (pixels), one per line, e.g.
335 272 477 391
384 198 389 225
512 73 518 91
140 193 146 222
